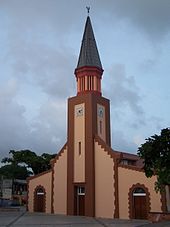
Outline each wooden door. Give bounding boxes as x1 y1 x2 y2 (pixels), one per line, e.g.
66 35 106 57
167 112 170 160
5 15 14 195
134 196 147 219
74 186 85 216
34 187 45 212
78 195 85 216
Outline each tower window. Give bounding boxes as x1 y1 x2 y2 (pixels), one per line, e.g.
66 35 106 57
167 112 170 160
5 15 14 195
89 76 91 90
92 76 94 90
87 77 89 90
83 77 85 91
77 186 85 195
99 120 102 134
78 142 81 155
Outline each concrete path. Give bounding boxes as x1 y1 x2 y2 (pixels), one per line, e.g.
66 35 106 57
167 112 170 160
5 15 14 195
0 209 169 227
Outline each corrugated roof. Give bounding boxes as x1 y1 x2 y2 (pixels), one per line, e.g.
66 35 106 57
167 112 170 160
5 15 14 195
77 16 102 69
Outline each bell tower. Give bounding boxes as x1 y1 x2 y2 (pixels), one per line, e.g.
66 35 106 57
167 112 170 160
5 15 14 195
75 16 103 96
67 15 111 217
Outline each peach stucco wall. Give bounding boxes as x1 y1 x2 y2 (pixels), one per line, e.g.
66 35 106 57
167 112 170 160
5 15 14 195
28 171 52 213
118 167 162 219
95 141 114 218
74 103 85 182
53 147 67 214
97 104 106 142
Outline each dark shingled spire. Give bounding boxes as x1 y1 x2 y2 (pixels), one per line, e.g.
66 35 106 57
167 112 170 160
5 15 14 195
77 16 102 69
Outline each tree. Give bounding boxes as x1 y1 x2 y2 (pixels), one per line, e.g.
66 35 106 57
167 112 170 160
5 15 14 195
0 164 30 179
1 150 56 175
138 128 170 191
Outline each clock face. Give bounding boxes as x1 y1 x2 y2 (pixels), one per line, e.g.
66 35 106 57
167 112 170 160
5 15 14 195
98 106 104 118
76 106 84 117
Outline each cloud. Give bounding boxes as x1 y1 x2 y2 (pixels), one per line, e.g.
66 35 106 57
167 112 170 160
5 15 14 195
0 79 30 160
133 135 145 147
111 129 137 153
97 0 170 41
0 79 67 161
29 99 67 154
0 0 79 33
0 0 78 162
104 64 144 117
0 0 169 161
3 0 170 40
11 42 76 98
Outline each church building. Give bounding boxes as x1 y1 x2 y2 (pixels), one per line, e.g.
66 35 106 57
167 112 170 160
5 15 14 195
27 15 168 220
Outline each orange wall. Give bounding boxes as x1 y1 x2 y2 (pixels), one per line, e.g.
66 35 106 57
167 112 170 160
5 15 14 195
118 167 162 219
53 147 67 214
95 141 114 218
74 103 85 182
28 171 52 213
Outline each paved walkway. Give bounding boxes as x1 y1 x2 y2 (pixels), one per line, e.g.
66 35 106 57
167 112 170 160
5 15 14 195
0 209 169 227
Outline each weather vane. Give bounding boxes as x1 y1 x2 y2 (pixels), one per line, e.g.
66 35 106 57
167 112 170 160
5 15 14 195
86 6 90 15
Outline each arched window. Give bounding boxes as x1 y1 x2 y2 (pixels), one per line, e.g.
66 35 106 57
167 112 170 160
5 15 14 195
133 187 146 196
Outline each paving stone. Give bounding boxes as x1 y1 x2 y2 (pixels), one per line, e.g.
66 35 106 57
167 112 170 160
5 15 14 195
0 211 169 227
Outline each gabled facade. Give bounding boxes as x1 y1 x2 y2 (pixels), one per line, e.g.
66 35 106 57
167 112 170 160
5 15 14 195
27 15 167 219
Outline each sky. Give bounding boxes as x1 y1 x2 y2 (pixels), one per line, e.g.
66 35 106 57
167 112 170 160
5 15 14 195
0 0 170 162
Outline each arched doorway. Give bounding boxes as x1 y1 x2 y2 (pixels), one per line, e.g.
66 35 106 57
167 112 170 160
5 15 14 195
129 184 150 219
34 186 46 212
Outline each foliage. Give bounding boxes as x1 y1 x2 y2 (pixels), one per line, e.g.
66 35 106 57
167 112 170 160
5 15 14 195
138 128 170 191
0 164 30 179
1 150 56 176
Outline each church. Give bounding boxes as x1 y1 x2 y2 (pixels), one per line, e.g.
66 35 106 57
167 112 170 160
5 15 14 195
27 15 168 220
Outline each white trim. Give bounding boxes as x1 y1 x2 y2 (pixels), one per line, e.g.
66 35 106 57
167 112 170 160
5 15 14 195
133 193 146 196
37 192 44 195
78 192 85 195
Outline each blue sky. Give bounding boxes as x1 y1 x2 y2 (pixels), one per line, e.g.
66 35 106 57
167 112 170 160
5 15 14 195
0 0 170 161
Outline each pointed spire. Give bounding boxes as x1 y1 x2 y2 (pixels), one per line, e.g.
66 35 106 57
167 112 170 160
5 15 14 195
75 15 103 96
76 16 102 69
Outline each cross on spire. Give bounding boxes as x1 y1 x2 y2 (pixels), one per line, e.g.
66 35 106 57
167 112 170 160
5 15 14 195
86 6 90 15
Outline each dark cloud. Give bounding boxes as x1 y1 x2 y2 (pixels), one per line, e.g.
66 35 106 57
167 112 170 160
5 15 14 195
96 0 170 41
11 42 76 98
2 0 170 40
104 64 144 117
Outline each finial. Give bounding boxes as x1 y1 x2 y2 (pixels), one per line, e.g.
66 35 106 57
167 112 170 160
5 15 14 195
86 6 90 16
